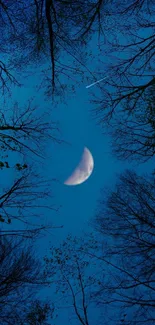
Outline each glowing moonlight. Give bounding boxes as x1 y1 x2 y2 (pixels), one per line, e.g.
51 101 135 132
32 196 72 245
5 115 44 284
64 147 94 186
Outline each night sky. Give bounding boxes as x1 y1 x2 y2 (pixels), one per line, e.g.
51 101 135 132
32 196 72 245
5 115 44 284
11 37 153 325
0 1 155 325
5 35 129 244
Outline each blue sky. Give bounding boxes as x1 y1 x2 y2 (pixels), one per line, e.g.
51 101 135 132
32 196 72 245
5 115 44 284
1 21 154 324
1 34 129 248
34 81 129 249
2 32 153 248
1 43 128 324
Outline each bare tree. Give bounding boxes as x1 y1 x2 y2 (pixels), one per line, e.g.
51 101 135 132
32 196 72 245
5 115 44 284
24 300 54 325
2 0 154 101
0 100 60 160
44 234 103 325
0 235 54 325
43 0 105 92
0 60 20 95
0 0 106 97
109 83 155 162
0 166 62 237
91 169 155 324
44 167 155 325
0 0 27 95
91 1 155 120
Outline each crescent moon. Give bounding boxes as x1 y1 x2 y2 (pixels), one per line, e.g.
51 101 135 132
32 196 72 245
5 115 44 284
64 147 94 185
64 147 94 186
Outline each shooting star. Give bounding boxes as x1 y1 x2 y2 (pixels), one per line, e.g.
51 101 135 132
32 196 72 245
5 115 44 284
86 76 108 89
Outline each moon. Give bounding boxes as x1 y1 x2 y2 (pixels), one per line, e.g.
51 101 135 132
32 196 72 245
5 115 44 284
64 147 94 186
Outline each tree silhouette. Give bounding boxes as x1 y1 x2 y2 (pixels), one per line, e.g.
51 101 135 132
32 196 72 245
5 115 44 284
92 169 155 324
0 100 60 160
0 167 61 237
110 83 155 162
0 97 61 236
43 169 155 324
0 0 106 97
44 235 103 325
25 300 54 325
0 235 54 325
0 60 20 95
89 1 155 138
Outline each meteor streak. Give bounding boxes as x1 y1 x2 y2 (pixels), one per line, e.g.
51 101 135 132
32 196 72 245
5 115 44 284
86 76 107 89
